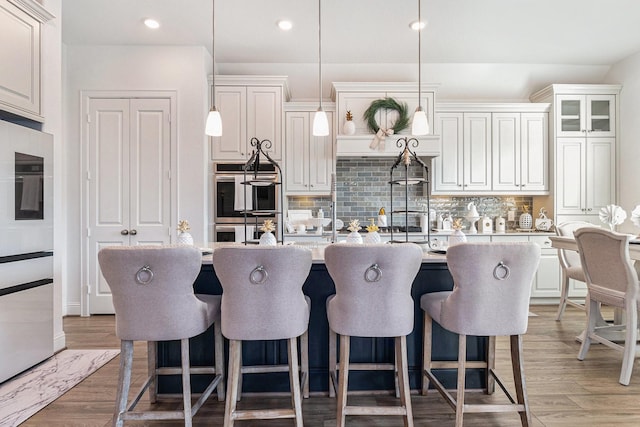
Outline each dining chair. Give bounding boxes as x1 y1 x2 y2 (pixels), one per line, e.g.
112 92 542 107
212 245 312 427
98 245 224 427
325 243 423 427
421 242 540 427
555 221 596 320
574 228 640 385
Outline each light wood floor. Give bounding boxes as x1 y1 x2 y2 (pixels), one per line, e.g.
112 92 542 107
20 305 640 426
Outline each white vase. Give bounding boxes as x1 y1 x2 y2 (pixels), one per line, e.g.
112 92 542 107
449 229 467 246
177 231 194 245
343 120 356 135
259 231 277 246
346 231 363 244
519 212 533 229
364 231 381 244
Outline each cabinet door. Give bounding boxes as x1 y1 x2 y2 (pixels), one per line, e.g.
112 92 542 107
491 113 520 192
432 113 463 193
520 112 548 191
556 95 585 137
586 94 616 137
211 86 247 160
285 112 309 192
309 111 333 193
556 138 586 215
0 0 41 121
586 138 615 213
463 113 492 191
530 236 561 298
247 86 283 160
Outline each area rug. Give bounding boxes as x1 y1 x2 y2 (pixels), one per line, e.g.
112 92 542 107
0 349 119 426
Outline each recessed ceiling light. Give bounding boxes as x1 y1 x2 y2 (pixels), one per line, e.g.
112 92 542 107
277 20 293 31
410 20 427 31
144 18 160 29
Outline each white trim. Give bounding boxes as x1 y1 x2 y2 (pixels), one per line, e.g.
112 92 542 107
79 90 178 316
8 0 55 22
209 75 291 101
436 102 550 113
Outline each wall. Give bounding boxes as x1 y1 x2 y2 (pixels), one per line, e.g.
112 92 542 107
64 45 209 314
605 52 640 234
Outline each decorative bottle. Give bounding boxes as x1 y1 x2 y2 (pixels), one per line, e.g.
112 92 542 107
343 110 356 135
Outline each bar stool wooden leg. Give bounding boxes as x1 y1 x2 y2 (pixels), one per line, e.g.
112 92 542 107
510 334 531 427
456 333 467 427
114 340 133 427
287 337 304 427
147 341 157 403
487 335 496 395
214 321 225 401
337 334 350 427
421 312 432 395
224 340 241 427
301 330 309 399
180 338 193 427
395 335 413 427
329 329 337 397
556 271 570 320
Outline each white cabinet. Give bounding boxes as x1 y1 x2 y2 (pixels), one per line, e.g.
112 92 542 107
0 0 53 122
556 94 616 137
556 137 615 216
210 76 288 161
285 108 334 195
432 112 492 193
491 112 548 193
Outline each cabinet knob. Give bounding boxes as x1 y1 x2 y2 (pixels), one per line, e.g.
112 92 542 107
458 184 462 187
587 208 592 212
130 229 138 235
121 229 129 235
310 184 314 188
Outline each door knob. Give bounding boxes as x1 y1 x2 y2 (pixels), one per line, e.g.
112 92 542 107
121 229 129 235
130 229 138 235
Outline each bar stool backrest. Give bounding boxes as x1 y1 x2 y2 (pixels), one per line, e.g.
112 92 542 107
213 246 312 341
324 243 423 338
574 228 639 302
442 242 540 336
98 245 207 342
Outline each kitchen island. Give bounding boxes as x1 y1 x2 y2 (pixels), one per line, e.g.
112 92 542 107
156 244 489 395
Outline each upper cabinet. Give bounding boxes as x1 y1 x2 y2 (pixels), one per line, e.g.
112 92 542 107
209 76 289 162
331 82 441 157
0 0 54 122
284 104 334 195
432 103 550 195
556 94 616 138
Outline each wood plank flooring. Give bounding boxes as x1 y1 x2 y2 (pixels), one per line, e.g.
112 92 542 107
20 305 640 426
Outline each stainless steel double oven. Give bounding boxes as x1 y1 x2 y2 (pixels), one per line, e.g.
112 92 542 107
212 162 278 242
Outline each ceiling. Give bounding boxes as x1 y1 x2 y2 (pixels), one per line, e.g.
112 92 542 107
61 0 640 66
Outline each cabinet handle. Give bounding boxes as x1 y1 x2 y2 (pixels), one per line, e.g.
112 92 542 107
587 208 592 212
130 229 138 235
121 229 129 235
521 184 525 187
458 184 462 187
310 184 314 188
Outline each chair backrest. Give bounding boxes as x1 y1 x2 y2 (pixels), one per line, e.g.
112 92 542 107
442 242 540 336
98 245 210 342
324 243 423 338
212 245 312 341
573 228 639 304
556 221 597 270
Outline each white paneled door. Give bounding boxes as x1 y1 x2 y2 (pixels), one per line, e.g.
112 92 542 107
86 97 172 314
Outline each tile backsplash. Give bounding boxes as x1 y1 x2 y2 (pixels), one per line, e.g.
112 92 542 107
287 158 534 229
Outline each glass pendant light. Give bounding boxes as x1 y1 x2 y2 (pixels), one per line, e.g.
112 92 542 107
312 0 329 136
205 0 222 136
411 0 429 136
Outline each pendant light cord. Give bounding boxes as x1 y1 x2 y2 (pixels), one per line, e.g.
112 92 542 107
211 0 216 108
417 0 422 110
318 0 323 110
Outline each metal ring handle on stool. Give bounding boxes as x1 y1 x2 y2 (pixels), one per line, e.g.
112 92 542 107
493 261 510 280
364 263 382 282
250 265 269 284
135 265 154 285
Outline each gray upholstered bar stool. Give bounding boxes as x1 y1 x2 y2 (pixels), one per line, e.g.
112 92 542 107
421 242 540 427
555 221 595 320
212 245 312 427
325 243 423 427
98 245 224 427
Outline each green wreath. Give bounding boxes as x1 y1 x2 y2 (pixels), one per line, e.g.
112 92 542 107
363 97 410 134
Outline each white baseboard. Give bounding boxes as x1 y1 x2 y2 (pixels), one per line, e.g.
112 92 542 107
54 332 66 352
66 301 81 316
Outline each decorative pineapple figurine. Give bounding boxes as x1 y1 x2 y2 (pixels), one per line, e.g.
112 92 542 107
364 218 381 244
519 205 533 230
176 220 194 245
345 219 363 244
259 219 277 246
448 218 467 246
343 110 356 135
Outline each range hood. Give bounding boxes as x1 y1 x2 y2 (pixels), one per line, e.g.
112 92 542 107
336 134 441 158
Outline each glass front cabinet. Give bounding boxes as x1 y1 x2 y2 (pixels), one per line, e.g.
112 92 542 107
556 94 616 137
